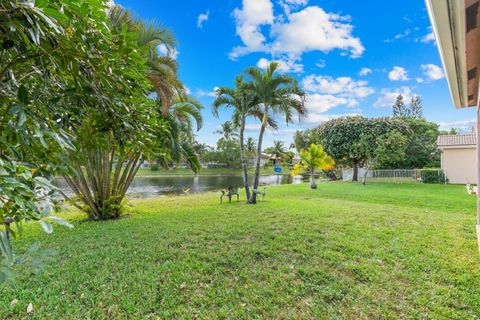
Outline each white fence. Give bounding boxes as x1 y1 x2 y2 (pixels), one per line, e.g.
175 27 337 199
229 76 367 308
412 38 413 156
342 168 447 183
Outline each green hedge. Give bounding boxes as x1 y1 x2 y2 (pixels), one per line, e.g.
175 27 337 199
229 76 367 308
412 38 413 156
420 169 447 184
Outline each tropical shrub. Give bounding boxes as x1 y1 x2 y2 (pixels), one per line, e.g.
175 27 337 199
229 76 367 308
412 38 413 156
0 0 123 282
291 144 334 189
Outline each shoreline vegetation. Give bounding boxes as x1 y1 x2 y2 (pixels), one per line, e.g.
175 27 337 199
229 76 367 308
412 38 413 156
136 166 293 177
2 182 479 318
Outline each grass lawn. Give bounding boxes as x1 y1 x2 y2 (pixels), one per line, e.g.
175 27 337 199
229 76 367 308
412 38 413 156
136 166 291 177
2 182 480 318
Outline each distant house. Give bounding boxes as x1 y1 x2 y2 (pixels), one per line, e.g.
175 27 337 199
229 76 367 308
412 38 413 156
257 153 277 167
438 133 477 184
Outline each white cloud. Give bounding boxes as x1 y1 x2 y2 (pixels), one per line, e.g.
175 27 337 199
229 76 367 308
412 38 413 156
384 29 412 43
374 86 417 108
421 64 445 81
231 0 274 59
416 78 424 83
245 124 262 132
438 119 476 132
197 87 219 97
304 112 360 124
305 94 358 113
271 6 364 58
279 0 309 15
302 75 374 98
420 31 435 44
388 66 409 81
257 56 304 73
197 10 210 28
316 59 326 68
230 1 364 60
359 67 372 76
157 44 179 59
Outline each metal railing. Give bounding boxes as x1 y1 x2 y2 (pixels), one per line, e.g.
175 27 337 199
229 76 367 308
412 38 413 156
342 168 447 184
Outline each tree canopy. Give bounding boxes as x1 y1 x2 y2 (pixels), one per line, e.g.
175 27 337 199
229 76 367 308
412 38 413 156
310 116 409 181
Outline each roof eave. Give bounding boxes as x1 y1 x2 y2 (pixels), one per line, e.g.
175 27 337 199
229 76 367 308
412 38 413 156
426 0 470 109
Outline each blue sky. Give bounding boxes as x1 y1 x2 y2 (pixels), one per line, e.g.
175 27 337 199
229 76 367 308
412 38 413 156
115 0 476 148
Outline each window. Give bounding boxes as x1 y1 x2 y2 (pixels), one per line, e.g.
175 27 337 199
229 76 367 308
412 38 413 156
467 3 479 32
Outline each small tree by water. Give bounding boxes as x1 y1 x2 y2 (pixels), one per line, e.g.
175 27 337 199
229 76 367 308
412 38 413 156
291 144 334 189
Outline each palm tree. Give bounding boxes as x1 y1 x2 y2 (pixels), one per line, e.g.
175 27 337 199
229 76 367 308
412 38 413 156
167 95 203 131
245 62 307 203
292 144 335 189
109 6 183 115
109 6 202 173
269 140 287 165
213 77 279 202
214 121 239 142
156 95 204 173
246 137 257 154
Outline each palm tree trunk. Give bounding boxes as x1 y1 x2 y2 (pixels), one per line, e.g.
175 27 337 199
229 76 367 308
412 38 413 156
249 108 269 204
239 118 251 202
310 168 317 189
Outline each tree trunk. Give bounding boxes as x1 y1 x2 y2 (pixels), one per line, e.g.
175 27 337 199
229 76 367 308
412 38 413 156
352 161 359 182
362 163 370 186
249 108 269 204
239 119 251 202
310 168 317 189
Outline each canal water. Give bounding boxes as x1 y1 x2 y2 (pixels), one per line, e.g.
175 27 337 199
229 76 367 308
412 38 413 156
54 174 313 198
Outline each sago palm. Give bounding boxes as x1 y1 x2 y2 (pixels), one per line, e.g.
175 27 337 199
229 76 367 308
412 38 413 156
292 144 335 189
245 62 307 203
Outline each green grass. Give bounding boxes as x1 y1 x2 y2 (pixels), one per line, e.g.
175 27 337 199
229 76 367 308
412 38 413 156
2 182 480 318
136 166 291 177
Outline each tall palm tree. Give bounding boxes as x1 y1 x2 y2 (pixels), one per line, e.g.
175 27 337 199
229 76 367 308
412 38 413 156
212 77 277 202
245 62 307 203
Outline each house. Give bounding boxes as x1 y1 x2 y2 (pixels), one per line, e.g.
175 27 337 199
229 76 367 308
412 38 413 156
437 132 477 183
258 153 276 167
425 0 480 248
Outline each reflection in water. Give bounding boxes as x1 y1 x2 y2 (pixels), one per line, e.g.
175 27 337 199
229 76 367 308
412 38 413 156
54 174 314 198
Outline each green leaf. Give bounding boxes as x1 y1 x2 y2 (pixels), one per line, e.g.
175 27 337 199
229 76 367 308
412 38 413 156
34 177 58 190
17 85 29 105
39 221 53 234
49 216 74 229
0 232 13 262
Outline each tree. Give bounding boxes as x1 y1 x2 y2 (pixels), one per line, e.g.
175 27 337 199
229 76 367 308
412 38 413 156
246 137 257 155
386 118 440 169
358 130 407 185
311 116 409 181
63 5 202 220
392 94 408 117
212 77 275 202
291 144 334 189
293 130 312 152
245 62 307 204
410 96 423 119
264 141 287 165
0 0 129 281
215 121 239 142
